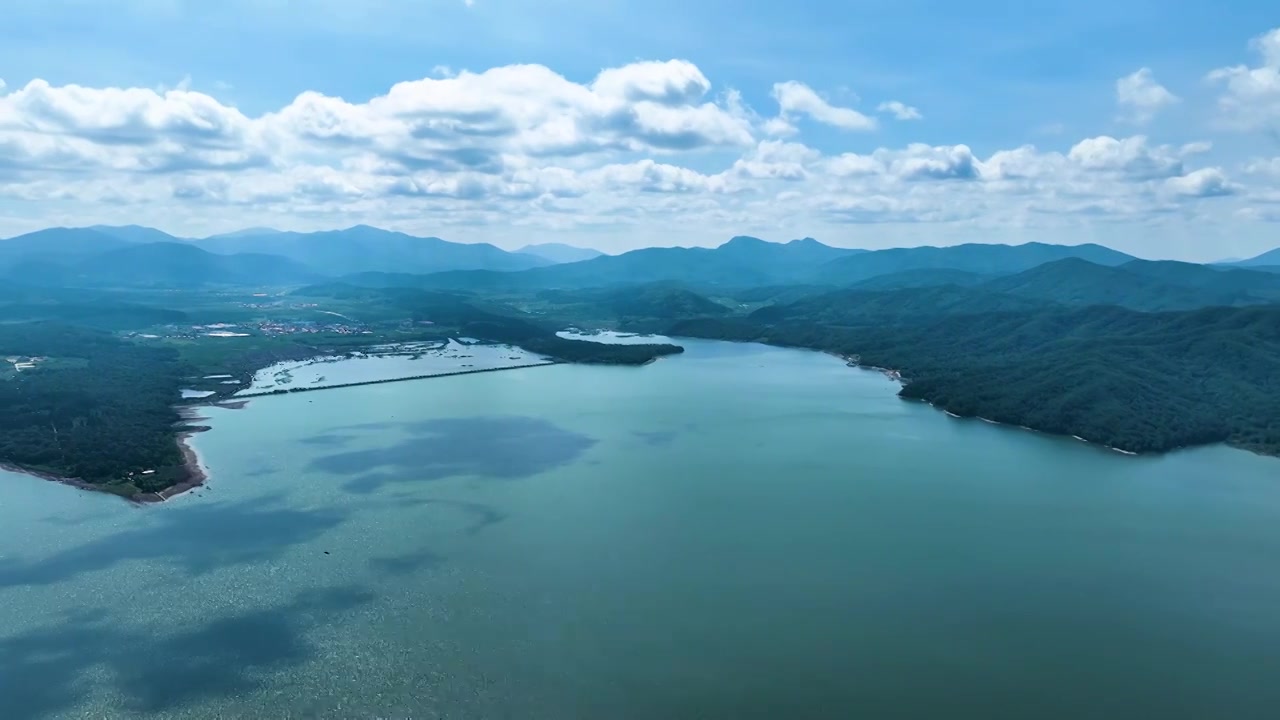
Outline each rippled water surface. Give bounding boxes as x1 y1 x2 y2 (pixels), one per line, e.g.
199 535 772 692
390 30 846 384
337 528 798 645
2 338 1279 719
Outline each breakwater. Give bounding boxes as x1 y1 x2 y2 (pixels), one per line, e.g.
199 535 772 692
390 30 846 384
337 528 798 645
197 361 560 402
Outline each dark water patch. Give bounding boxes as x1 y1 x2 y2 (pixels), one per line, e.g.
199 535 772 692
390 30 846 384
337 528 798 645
433 499 507 535
342 472 402 495
311 416 596 486
634 430 679 447
0 586 372 719
335 421 400 432
39 510 119 527
297 433 357 448
0 496 346 589
368 550 445 577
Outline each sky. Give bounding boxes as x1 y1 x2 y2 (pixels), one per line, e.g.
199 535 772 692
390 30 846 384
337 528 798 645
1 0 1279 260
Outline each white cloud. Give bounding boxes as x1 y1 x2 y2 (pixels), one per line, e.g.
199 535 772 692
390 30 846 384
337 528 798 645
0 79 252 148
1246 157 1280 175
0 58 1272 250
762 116 797 137
876 101 922 121
1207 27 1280 130
1115 68 1178 124
1164 168 1237 198
771 81 876 131
592 60 711 106
1066 135 1184 179
818 144 978 182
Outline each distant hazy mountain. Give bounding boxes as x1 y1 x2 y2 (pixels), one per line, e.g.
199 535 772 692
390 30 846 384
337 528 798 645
1120 260 1280 300
88 225 186 244
203 227 285 240
816 242 1136 285
398 236 867 291
399 238 1145 292
197 225 551 275
10 242 317 287
516 243 605 264
1233 247 1280 268
0 228 132 269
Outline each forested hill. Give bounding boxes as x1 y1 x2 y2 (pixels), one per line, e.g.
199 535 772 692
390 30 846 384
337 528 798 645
669 303 1280 456
0 323 191 495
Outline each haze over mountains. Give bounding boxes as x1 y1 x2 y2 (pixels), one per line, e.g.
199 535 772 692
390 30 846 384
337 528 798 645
2 225 1279 315
516 243 605 264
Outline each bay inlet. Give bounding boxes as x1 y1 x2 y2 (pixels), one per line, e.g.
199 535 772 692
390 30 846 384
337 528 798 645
2 338 1279 719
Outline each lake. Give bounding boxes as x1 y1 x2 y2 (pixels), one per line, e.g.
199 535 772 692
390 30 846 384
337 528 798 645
2 338 1279 719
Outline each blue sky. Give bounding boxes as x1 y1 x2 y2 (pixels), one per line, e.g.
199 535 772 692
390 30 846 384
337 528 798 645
1 0 1279 259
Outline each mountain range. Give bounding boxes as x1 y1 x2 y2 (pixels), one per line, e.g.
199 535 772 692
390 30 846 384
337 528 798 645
3 225 1280 311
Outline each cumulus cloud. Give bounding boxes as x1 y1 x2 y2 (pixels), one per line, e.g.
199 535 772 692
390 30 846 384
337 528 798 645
1207 27 1280 130
0 79 251 147
1165 167 1237 198
0 56 1270 244
771 81 876 131
1245 156 1280 175
592 60 711 106
876 101 922 121
1115 68 1178 124
1066 135 1184 179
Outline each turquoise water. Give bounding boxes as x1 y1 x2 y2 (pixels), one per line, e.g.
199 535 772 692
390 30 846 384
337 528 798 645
2 339 1279 719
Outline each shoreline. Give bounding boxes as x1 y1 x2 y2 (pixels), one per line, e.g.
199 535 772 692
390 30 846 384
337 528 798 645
826 350 1144 457
921 399 1142 456
137 429 210 503
0 461 109 496
134 401 258 503
0 402 234 504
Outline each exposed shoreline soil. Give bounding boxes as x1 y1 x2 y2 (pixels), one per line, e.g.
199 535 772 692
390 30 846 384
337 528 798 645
0 399 251 504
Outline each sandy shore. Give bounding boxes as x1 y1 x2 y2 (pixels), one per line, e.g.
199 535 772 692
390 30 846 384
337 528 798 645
130 403 242 503
1 429 212 504
137 430 209 503
0 401 235 504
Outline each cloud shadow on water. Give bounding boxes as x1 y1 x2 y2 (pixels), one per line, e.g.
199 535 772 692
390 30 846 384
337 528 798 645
0 585 373 719
367 550 445 577
634 430 679 447
297 433 357 448
0 495 346 589
311 416 596 492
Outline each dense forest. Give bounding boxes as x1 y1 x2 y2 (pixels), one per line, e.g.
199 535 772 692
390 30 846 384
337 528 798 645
296 283 684 364
670 304 1280 455
0 323 193 495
